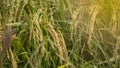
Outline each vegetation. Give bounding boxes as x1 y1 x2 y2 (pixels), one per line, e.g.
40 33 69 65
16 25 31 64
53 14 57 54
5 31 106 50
0 0 120 68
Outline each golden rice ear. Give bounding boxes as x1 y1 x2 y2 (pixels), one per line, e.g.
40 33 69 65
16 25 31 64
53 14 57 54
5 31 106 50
46 23 69 64
57 29 69 64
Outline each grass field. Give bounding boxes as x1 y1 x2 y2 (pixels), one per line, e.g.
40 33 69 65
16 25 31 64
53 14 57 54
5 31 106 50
0 0 120 68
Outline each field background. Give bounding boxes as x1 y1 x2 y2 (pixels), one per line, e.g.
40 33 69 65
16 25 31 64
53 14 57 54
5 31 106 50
0 0 120 68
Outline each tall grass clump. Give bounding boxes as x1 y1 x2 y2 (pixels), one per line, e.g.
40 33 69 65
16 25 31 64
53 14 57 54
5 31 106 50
0 0 120 68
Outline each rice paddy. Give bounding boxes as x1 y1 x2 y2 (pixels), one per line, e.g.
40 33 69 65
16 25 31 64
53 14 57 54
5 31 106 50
0 0 120 68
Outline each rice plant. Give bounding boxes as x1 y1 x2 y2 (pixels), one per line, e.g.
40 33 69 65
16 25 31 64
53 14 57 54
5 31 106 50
0 0 120 68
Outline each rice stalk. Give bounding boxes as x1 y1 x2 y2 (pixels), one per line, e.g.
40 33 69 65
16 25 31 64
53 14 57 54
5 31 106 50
9 48 17 68
24 9 45 67
0 16 3 68
87 1 101 48
112 2 120 66
46 23 63 63
0 18 2 51
57 29 69 63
